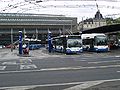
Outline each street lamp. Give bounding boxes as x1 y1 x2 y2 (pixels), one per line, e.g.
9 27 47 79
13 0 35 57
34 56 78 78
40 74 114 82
11 28 13 52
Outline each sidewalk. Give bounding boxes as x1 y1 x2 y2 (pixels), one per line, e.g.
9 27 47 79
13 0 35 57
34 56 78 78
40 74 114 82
0 48 120 60
0 49 19 60
0 48 59 60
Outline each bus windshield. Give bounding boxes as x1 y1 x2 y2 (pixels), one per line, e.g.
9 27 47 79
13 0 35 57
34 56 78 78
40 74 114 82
95 36 107 45
67 39 82 48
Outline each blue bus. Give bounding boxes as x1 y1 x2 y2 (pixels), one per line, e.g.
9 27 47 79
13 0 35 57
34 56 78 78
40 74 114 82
82 33 109 52
52 35 83 54
24 38 42 50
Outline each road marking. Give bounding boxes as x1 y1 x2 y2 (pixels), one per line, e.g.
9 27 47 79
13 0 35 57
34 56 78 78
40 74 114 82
0 64 120 74
88 60 120 64
28 59 32 62
40 65 120 71
20 64 37 70
0 66 6 70
0 82 83 90
80 60 87 61
64 81 104 90
0 79 120 90
64 79 120 90
19 59 32 64
2 61 17 65
115 56 120 58
116 71 120 73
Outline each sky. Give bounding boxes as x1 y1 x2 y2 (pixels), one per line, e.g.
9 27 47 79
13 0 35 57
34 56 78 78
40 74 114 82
0 0 120 22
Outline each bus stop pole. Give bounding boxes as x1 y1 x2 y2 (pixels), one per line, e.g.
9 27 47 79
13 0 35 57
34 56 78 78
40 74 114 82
19 31 23 55
48 31 52 53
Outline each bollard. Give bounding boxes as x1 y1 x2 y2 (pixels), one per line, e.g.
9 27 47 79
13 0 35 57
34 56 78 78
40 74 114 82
48 31 52 53
19 31 23 55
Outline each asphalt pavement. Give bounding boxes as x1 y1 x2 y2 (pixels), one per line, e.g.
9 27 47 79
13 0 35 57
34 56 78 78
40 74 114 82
83 80 120 90
0 48 120 90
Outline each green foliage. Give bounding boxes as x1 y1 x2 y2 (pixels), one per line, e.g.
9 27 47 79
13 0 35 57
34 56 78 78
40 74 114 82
113 17 120 23
106 18 113 25
105 17 120 25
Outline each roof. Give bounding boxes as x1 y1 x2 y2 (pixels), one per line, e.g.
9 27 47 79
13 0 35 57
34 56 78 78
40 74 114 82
81 33 105 39
0 13 77 25
82 24 120 34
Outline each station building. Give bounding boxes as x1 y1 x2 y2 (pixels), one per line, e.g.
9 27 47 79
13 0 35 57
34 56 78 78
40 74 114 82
78 10 106 31
0 13 77 45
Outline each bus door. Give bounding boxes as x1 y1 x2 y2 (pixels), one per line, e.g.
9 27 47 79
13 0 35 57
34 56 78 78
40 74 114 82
83 38 94 51
89 38 94 51
62 37 67 53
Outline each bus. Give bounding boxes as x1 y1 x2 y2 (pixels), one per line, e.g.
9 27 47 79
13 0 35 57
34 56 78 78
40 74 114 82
23 38 42 50
52 35 83 54
81 33 109 52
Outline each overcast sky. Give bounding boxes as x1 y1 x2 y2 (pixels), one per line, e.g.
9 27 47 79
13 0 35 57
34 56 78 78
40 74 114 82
0 0 120 22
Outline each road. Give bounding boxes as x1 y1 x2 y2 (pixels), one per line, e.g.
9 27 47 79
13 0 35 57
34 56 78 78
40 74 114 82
0 49 120 89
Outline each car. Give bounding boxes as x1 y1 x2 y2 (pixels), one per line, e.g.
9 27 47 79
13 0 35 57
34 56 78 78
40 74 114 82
5 44 15 49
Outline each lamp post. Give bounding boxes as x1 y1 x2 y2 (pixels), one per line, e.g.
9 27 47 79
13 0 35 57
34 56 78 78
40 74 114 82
81 17 84 31
80 16 85 33
36 28 38 39
11 28 13 52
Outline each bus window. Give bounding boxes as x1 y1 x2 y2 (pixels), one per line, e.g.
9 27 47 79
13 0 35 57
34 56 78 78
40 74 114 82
95 36 108 45
67 39 82 48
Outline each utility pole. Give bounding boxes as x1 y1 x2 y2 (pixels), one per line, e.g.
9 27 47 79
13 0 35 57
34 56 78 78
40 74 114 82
23 28 26 39
71 20 73 35
36 28 38 39
11 28 13 52
82 17 84 31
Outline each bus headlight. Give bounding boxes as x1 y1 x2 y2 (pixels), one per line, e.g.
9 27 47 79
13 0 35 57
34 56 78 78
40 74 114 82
95 48 98 51
66 49 71 53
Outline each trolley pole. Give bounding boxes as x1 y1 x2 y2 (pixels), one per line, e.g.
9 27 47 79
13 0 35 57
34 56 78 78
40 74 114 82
19 31 23 55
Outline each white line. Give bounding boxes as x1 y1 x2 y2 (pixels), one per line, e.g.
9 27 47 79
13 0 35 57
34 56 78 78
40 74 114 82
88 60 120 64
20 64 37 70
115 56 120 58
1 79 120 90
116 71 120 73
0 66 6 70
0 82 83 90
28 59 32 63
40 65 120 71
19 59 32 64
80 60 87 61
64 81 104 90
2 61 17 65
64 79 120 90
0 64 120 74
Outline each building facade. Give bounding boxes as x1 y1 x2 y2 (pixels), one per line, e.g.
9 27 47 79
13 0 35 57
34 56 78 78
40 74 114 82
78 10 106 32
0 13 77 45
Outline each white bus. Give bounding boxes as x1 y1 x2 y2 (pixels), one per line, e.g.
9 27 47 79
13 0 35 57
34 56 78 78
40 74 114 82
52 35 83 54
81 33 109 52
23 38 42 50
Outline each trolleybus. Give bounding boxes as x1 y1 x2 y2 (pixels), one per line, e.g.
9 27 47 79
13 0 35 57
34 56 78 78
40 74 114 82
81 33 109 52
23 38 42 50
52 35 83 54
